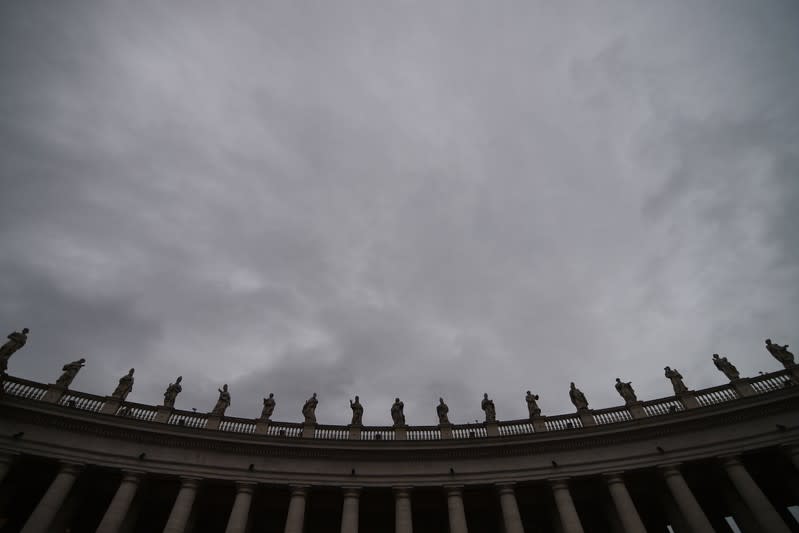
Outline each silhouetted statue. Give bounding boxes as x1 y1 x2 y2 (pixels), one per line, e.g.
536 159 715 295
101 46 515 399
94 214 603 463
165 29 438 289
664 367 688 394
261 393 276 420
712 354 740 380
211 384 231 416
111 368 135 400
56 358 85 388
0 328 29 372
302 393 318 424
481 393 496 422
569 382 589 410
526 390 541 417
350 395 363 425
615 378 637 404
437 398 450 424
163 376 183 407
391 397 405 426
766 339 795 368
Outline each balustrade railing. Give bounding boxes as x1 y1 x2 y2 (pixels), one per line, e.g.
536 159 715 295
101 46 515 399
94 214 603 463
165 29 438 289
452 423 488 439
544 413 583 431
266 421 302 438
116 401 159 422
314 425 349 440
498 420 535 436
219 416 257 434
58 391 106 413
1 376 47 400
168 410 208 429
593 406 634 425
360 426 396 441
407 426 441 440
641 397 684 417
749 370 793 394
694 384 739 407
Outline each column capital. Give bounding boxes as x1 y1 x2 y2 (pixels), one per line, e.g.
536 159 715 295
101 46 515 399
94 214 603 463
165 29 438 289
289 484 309 497
657 463 684 478
58 462 85 475
235 481 257 493
549 477 572 490
393 486 413 497
602 472 626 484
120 470 145 484
179 476 202 488
495 482 516 495
342 486 361 498
719 454 743 468
444 485 464 496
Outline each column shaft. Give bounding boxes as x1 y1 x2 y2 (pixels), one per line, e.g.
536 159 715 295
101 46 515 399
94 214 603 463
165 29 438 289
225 482 255 533
96 472 142 533
394 487 413 533
497 484 525 533
550 479 584 533
721 456 791 533
0 453 15 486
284 485 308 533
659 465 714 533
446 486 469 533
20 462 83 533
604 474 646 533
163 478 200 533
340 488 360 533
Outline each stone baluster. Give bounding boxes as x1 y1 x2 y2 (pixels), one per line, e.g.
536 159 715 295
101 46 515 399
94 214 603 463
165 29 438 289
0 453 17 486
550 478 584 533
446 486 469 533
720 455 791 533
603 473 645 533
20 462 83 533
394 487 413 533
284 485 308 533
224 482 256 533
340 487 360 533
96 471 143 533
496 483 525 533
658 464 714 533
163 477 201 533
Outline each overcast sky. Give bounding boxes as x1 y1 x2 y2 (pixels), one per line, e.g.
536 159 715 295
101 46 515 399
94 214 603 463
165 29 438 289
1 2 797 426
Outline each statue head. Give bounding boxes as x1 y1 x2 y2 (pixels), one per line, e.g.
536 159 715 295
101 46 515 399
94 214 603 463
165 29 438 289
312 392 317 398
395 397 400 403
128 368 135 376
354 395 359 401
526 390 531 395
223 384 228 391
570 382 575 388
664 366 670 371
22 328 29 334
78 358 86 363
269 392 273 398
483 393 488 399
713 353 720 359
616 377 621 383
176 376 182 383
439 397 444 403
766 339 772 345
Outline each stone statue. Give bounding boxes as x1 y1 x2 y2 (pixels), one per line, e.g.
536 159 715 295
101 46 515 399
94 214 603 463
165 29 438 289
391 397 405 426
163 376 183 407
0 327 29 372
712 354 740 380
261 393 276 420
302 393 318 424
350 395 363 426
56 358 86 388
765 339 795 368
111 368 135 400
437 397 450 424
525 390 541 417
211 384 231 416
569 382 588 410
664 367 688 394
481 393 496 423
614 378 637 404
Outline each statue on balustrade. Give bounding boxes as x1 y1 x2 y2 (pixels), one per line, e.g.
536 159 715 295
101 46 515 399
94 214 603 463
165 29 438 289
391 397 406 426
163 376 183 407
765 339 795 368
0 327 29 372
302 393 318 424
111 368 135 400
664 367 688 394
481 393 496 422
261 393 276 420
569 382 589 410
56 358 86 388
437 398 450 424
614 378 638 404
211 384 231 416
712 354 740 380
350 395 363 426
526 390 541 417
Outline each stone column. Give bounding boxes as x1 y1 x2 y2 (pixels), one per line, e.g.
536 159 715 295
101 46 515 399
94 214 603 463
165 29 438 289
163 477 201 533
96 471 143 533
394 487 413 533
225 482 256 533
485 421 500 437
0 453 17 486
155 405 173 423
730 378 756 398
440 423 453 439
446 486 469 533
395 425 408 440
677 391 699 409
658 464 714 533
496 483 525 533
284 485 308 533
550 478 584 533
340 487 360 533
720 455 791 533
348 425 362 440
20 462 83 533
603 473 645 533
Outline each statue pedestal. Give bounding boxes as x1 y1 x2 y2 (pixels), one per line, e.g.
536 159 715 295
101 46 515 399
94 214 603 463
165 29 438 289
485 421 499 437
731 378 756 398
439 423 453 439
100 397 121 415
789 365 799 385
255 418 270 435
677 391 700 409
348 424 362 440
394 425 408 440
301 422 316 438
206 415 222 430
627 401 646 419
155 405 173 423
42 384 67 404
531 415 548 433
577 408 596 427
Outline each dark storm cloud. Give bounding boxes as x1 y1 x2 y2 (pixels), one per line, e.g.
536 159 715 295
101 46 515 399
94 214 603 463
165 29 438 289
1 1 798 424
